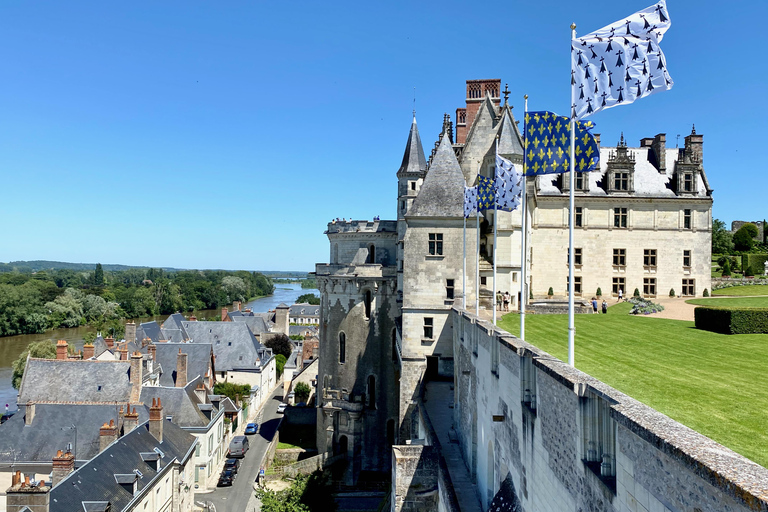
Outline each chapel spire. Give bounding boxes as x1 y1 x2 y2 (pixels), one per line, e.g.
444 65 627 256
398 116 427 177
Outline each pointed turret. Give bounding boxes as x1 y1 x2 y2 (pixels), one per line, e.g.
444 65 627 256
397 114 427 177
496 106 524 158
408 129 465 218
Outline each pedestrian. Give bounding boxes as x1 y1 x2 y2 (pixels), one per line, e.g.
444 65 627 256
618 288 623 302
496 291 502 311
591 297 598 313
503 291 510 311
602 300 608 314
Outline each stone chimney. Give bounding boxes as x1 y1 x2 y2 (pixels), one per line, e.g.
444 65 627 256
6 471 50 512
130 352 143 403
149 398 163 443
99 420 118 452
194 382 207 404
221 307 229 322
684 126 703 163
117 343 129 361
148 343 156 361
55 340 68 360
125 323 136 344
105 336 115 350
51 449 75 486
24 402 35 426
650 133 666 173
82 343 95 360
176 349 188 388
124 406 139 434
275 303 290 335
233 301 241 311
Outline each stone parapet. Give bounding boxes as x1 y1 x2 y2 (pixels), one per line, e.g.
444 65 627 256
326 220 397 234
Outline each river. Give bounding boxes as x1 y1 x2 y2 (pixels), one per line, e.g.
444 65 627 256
0 282 318 412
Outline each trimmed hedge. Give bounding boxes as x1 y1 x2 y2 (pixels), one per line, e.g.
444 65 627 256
742 253 768 274
694 306 768 334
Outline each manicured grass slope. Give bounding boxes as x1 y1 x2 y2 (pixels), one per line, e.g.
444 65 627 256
712 284 768 296
498 303 768 468
687 297 768 308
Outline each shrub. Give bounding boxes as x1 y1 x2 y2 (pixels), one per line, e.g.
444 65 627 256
694 306 768 334
669 289 675 297
703 288 709 297
633 288 640 298
627 297 665 315
529 289 533 300
547 287 554 297
734 224 758 251
596 287 602 297
294 382 311 403
721 259 731 277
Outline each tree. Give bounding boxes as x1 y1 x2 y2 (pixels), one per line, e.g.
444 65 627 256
93 263 104 287
275 354 287 377
294 382 311 404
734 223 759 252
265 334 293 359
214 382 251 403
12 340 57 389
721 258 732 276
712 219 734 255
256 471 335 512
296 293 320 305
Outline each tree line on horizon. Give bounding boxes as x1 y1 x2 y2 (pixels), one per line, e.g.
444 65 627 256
0 265 274 337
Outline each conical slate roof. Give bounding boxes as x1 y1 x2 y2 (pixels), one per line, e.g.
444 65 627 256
408 132 465 218
497 106 524 156
397 116 427 175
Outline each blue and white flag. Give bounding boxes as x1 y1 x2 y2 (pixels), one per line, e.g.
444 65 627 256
463 185 478 218
495 154 522 212
571 1 673 119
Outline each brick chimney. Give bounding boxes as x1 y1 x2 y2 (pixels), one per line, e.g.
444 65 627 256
51 449 75 486
125 323 136 344
149 398 163 443
130 352 143 403
56 340 68 360
82 342 95 360
124 406 139 434
189 315 197 321
24 402 35 426
176 349 188 388
221 307 229 322
6 471 50 512
117 343 129 361
105 336 115 350
195 382 207 404
455 79 501 144
148 343 156 361
99 420 118 452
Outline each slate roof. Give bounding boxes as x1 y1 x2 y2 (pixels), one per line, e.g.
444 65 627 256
49 420 196 512
181 321 266 371
19 359 133 404
397 115 427 176
289 325 317 337
288 304 320 317
230 315 272 335
0 403 150 464
92 336 110 358
537 145 708 197
408 132 466 218
139 379 212 428
137 321 161 343
148 342 213 387
497 106 524 157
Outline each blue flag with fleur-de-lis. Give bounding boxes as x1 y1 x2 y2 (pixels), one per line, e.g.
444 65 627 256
523 111 599 176
476 175 495 211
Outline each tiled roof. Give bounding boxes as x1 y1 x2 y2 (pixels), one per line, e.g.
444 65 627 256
19 359 133 404
146 342 212 388
139 379 212 428
288 304 320 317
398 116 427 176
181 321 265 371
408 133 466 218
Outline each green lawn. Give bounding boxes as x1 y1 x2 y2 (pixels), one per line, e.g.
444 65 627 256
687 297 768 308
712 284 768 296
498 303 768 468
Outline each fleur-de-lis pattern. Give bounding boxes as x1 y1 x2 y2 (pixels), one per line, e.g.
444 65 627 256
523 111 599 176
571 1 672 119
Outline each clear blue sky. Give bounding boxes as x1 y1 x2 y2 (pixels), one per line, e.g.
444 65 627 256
0 1 763 272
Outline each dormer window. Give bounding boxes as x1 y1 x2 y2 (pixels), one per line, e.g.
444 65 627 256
683 173 693 192
575 173 586 191
613 172 629 191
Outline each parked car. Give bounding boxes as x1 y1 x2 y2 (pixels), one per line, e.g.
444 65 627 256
277 402 287 413
228 435 249 458
223 458 240 474
244 423 259 435
218 469 235 487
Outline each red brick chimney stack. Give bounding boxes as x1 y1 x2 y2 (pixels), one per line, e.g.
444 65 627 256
52 449 75 485
221 307 229 322
189 315 197 321
176 349 188 388
82 343 95 360
105 336 115 349
124 406 139 434
56 340 68 360
149 398 163 443
148 343 156 361
99 420 118 452
455 79 502 144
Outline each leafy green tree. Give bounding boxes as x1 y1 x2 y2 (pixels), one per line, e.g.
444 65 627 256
712 219 734 255
296 293 320 305
45 288 85 328
12 340 57 389
256 471 335 512
294 382 311 404
265 334 293 359
734 223 758 251
721 258 732 276
275 354 287 377
214 382 251 402
93 263 104 287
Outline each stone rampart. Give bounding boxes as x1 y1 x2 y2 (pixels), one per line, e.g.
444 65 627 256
452 307 768 512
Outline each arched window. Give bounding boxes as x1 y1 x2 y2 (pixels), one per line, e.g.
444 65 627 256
364 290 372 319
366 244 375 264
339 332 346 364
367 375 376 409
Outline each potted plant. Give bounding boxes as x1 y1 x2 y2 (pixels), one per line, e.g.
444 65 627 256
547 287 554 299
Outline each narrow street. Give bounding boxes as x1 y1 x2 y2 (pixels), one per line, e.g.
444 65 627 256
199 385 284 512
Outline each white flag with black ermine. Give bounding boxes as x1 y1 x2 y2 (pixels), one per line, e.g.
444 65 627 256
571 0 673 119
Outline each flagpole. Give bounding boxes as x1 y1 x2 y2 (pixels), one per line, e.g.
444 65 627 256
475 206 480 316
463 215 467 310
520 95 528 341
493 136 499 326
568 23 577 367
